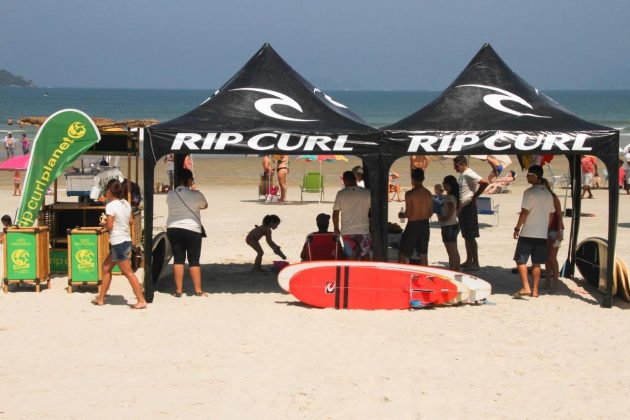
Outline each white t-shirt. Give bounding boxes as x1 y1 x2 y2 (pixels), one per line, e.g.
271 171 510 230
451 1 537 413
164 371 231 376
439 194 459 226
333 186 371 235
166 187 208 233
106 199 132 245
458 168 482 206
520 184 555 239
623 153 630 181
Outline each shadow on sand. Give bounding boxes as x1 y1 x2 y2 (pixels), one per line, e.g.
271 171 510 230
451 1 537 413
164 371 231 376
154 262 284 295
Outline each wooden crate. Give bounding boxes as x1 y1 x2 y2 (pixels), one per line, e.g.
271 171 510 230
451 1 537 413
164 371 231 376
67 227 110 293
3 226 51 293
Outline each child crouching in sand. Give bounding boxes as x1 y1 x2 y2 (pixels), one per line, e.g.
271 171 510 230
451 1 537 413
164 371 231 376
246 214 286 271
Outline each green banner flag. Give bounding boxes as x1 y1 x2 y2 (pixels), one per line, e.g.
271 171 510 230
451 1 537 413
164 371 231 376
17 109 100 227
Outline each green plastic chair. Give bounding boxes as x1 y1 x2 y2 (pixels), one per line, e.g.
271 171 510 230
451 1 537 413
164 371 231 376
301 172 324 202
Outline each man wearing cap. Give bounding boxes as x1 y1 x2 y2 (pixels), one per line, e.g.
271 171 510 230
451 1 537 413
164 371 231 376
512 165 555 298
333 171 371 260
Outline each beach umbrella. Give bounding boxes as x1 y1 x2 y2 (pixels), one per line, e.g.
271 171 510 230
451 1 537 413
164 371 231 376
295 154 349 174
0 154 30 171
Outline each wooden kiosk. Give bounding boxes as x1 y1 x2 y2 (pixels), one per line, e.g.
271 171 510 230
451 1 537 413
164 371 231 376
35 129 143 290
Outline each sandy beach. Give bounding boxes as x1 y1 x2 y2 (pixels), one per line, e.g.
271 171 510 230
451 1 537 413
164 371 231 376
1 156 629 418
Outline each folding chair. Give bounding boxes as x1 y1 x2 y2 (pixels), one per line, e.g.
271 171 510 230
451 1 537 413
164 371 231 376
304 233 342 261
301 172 324 202
476 196 500 226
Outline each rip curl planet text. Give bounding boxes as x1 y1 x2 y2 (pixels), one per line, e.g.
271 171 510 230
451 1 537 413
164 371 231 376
16 110 100 227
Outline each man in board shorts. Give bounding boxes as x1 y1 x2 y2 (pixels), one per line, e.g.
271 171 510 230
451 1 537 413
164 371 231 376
512 165 555 298
333 171 372 260
398 168 433 265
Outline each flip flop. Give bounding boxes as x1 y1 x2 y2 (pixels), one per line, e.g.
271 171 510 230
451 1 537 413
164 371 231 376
131 303 147 310
91 299 104 306
511 290 531 298
171 292 182 298
195 291 208 297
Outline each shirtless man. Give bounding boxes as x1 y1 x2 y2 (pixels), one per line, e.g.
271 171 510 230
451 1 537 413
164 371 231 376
410 155 430 171
398 168 433 265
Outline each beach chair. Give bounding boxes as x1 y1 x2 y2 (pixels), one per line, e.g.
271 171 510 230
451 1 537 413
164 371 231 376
301 172 324 202
304 233 342 261
477 196 500 226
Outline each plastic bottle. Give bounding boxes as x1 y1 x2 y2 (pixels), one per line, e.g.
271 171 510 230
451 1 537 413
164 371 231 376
399 207 405 223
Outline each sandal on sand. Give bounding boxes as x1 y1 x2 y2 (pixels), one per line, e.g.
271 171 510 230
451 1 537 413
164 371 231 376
172 292 182 298
512 290 531 298
195 291 208 297
91 299 104 306
131 303 147 310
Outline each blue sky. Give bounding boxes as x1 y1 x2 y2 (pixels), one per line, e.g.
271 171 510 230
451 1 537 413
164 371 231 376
2 0 629 90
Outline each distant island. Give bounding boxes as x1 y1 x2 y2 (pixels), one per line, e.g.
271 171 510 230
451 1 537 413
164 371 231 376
0 69 36 87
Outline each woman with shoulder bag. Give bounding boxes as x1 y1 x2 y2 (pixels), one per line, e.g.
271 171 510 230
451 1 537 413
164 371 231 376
166 168 208 297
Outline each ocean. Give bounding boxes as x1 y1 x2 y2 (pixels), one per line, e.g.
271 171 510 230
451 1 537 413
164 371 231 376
1 87 629 148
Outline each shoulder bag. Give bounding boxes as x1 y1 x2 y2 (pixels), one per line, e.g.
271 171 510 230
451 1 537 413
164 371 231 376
173 188 207 238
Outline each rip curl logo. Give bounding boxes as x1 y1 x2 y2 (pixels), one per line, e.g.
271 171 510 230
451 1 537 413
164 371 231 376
455 84 550 118
75 249 95 270
67 122 87 139
325 282 336 294
230 88 317 122
11 249 30 270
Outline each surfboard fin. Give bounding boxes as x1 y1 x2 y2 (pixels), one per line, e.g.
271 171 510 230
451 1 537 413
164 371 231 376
410 299 427 309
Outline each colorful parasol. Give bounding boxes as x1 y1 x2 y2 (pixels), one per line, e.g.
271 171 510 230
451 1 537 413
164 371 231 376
0 154 30 171
295 154 349 174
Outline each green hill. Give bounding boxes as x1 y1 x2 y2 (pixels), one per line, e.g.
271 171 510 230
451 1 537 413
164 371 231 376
0 69 36 87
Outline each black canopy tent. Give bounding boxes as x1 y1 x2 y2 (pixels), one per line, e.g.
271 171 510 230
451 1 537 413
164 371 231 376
143 43 382 302
381 44 620 307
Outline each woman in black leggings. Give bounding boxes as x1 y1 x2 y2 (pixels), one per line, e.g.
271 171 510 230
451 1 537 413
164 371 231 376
166 169 208 297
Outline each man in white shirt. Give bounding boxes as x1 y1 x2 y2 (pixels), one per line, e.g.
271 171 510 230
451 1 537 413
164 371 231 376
512 165 555 298
453 155 489 271
333 171 371 260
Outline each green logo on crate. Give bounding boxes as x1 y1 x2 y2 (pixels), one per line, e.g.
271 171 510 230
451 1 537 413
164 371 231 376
6 232 37 279
75 249 95 270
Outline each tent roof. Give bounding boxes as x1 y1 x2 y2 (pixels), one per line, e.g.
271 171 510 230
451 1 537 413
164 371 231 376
149 43 376 136
383 44 611 132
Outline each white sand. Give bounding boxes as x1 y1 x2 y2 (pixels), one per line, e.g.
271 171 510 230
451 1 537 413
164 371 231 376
1 158 630 418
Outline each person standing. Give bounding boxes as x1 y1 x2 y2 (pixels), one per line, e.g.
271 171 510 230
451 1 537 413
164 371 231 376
13 171 21 196
541 178 564 292
275 155 289 202
453 155 488 271
92 179 147 309
512 165 555 298
164 153 175 189
333 171 371 260
352 165 365 188
20 134 29 155
581 155 598 199
166 169 208 297
398 168 433 265
4 132 15 158
622 153 630 195
437 175 461 270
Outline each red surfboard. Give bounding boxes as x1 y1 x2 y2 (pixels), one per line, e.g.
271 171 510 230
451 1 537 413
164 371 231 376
279 261 458 309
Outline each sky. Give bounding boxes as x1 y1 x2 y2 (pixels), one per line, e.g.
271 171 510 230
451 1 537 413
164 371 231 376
1 0 629 90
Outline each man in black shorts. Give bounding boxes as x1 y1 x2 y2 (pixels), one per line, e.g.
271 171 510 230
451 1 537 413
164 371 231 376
512 165 555 298
398 168 433 265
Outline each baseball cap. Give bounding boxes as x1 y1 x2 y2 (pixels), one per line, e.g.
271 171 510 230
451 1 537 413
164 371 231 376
527 165 544 179
316 213 330 224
